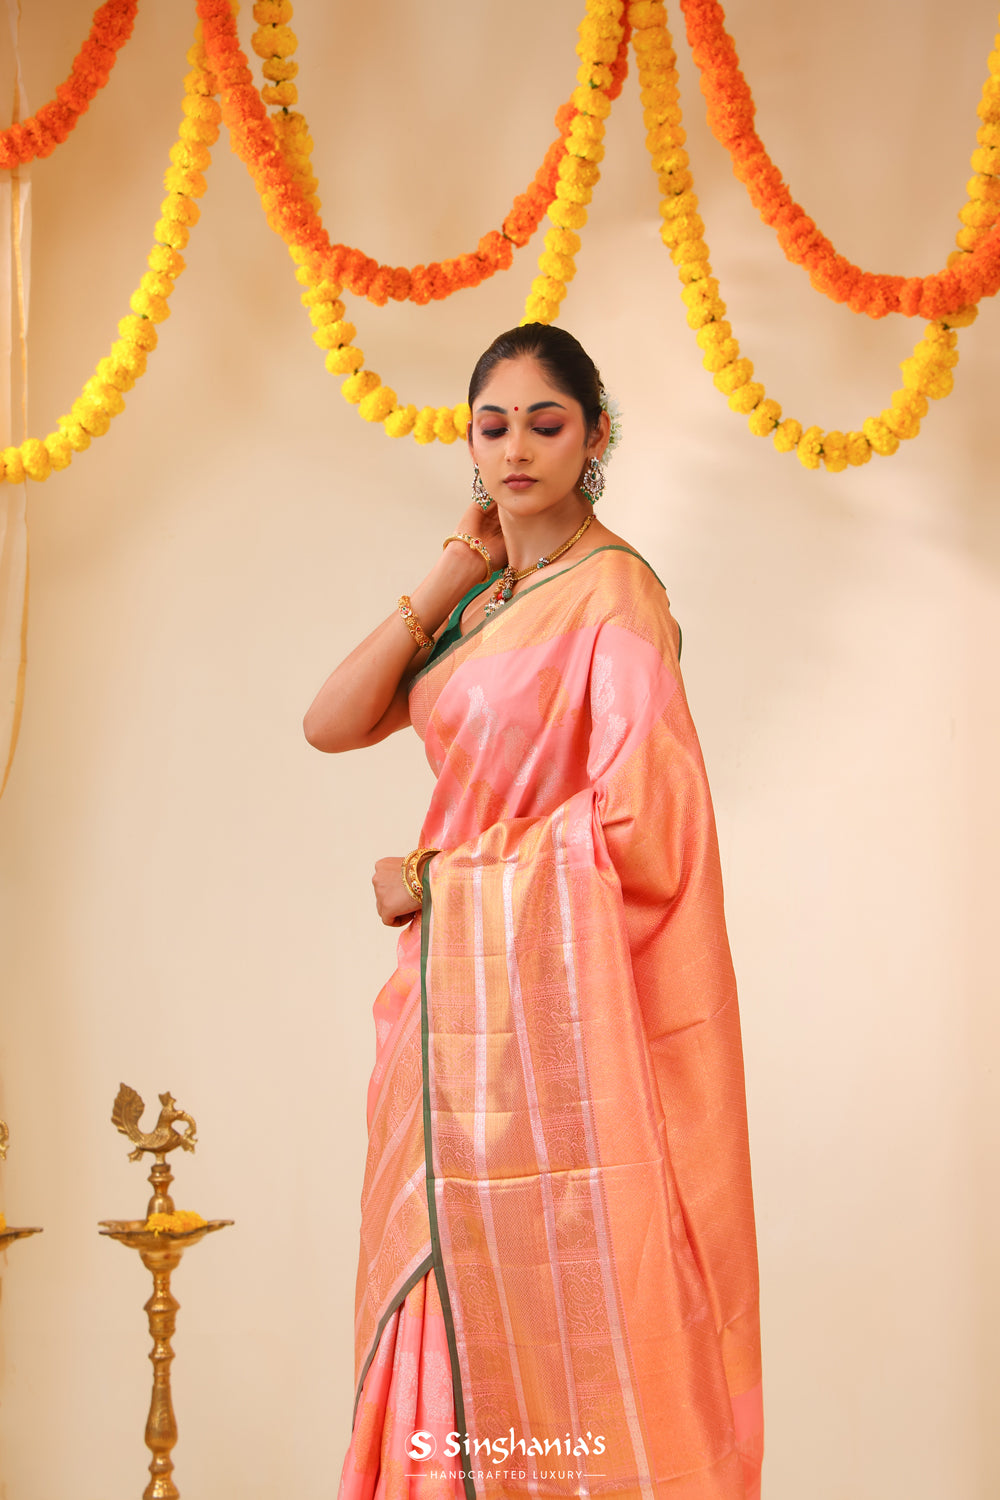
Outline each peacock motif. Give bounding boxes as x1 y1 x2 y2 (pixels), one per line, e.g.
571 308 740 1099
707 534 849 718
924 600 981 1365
111 1084 197 1161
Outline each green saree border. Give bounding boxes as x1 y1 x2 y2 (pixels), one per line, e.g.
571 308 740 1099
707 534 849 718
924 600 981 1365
411 544 669 685
352 1252 435 1425
420 861 477 1500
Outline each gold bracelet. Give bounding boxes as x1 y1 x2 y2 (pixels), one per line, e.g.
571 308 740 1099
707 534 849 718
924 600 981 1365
401 846 438 903
397 595 433 651
442 532 492 582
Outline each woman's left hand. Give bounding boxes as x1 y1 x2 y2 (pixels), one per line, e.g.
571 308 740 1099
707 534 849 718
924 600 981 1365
372 856 422 927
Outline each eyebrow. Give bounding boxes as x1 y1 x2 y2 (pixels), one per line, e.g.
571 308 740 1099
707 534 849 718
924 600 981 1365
476 400 567 414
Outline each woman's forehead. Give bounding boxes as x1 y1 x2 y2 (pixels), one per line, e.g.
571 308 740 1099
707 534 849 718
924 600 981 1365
473 357 569 411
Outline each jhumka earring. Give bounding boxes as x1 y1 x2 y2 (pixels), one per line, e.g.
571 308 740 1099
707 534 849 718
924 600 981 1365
472 464 493 511
579 456 606 504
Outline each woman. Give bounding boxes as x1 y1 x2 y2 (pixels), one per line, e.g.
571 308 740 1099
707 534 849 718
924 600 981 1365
305 325 763 1500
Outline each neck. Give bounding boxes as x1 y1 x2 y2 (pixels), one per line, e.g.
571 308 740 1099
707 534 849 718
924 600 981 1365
499 495 593 573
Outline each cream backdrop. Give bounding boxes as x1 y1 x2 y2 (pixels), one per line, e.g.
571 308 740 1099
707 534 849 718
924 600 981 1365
0 1 997 1497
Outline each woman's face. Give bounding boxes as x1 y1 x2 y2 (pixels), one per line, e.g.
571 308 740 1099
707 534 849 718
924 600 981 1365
468 355 607 517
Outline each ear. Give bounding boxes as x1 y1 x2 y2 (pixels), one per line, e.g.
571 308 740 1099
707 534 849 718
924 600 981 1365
467 420 475 457
589 409 611 461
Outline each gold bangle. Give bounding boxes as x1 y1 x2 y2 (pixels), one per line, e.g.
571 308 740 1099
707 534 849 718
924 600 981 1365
402 846 437 903
397 595 433 651
442 532 492 582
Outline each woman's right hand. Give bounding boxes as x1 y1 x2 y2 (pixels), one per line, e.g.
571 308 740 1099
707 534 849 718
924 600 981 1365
372 857 422 927
452 496 507 574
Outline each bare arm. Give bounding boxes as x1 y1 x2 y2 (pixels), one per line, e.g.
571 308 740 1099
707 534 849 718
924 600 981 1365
303 509 503 753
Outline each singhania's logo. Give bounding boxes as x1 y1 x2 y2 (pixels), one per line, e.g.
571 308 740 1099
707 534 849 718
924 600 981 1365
406 1429 607 1464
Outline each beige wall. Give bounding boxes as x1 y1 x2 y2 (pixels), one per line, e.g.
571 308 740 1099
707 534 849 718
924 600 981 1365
1 1 998 1497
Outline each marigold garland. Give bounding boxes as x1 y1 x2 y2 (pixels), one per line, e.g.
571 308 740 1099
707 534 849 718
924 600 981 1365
678 0 1000 321
7 0 995 477
199 0 626 441
244 0 629 308
0 27 218 484
0 0 138 170
628 0 982 470
522 0 630 324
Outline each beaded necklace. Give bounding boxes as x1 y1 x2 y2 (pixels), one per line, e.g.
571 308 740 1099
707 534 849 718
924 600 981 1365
483 513 594 617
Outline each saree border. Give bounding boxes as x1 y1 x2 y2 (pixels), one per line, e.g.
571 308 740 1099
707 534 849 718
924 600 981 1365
420 860 477 1500
411 545 668 686
351 1252 436 1425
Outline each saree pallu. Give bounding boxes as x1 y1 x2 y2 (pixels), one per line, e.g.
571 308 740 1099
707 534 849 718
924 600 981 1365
344 548 763 1500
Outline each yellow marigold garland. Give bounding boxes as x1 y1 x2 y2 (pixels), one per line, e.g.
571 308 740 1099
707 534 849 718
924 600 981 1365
0 27 218 484
522 0 629 324
201 0 624 441
627 0 985 470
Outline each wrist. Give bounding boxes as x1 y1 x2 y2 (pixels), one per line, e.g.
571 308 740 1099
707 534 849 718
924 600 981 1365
439 540 491 589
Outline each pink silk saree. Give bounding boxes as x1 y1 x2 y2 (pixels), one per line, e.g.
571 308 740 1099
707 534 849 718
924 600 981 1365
340 547 763 1500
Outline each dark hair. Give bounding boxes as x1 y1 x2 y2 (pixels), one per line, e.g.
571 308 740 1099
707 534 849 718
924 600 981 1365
468 324 604 436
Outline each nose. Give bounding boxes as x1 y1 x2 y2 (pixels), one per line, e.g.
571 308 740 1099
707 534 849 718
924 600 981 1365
504 420 530 466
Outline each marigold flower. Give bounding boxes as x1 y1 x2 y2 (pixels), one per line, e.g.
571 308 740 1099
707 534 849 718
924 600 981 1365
844 432 872 466
384 405 417 438
154 217 191 250
169 139 211 173
548 199 588 230
83 379 126 416
771 419 802 454
163 166 207 198
413 407 439 445
263 82 298 107
747 398 781 436
146 1210 207 1235
2 446 25 484
43 432 74 470
129 289 170 323
252 23 297 58
263 56 298 82
140 271 175 300
701 339 740 373
728 381 764 415
57 419 92 452
890 388 928 419
72 399 111 437
21 439 52 482
881 405 921 440
325 346 365 376
359 386 398 424
253 1 293 22
179 115 219 147
96 355 135 392
426 408 454 445
118 314 159 353
861 418 900 457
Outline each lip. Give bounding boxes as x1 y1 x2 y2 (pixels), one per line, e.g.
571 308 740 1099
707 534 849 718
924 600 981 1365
503 475 537 489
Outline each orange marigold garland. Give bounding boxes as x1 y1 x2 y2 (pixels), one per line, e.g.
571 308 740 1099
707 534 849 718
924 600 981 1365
523 0 630 324
628 0 980 471
200 0 625 440
245 0 629 308
678 0 1000 321
0 27 218 484
0 0 138 170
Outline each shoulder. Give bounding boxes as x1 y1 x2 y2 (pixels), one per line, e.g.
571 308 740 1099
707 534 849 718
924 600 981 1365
574 546 681 668
581 543 667 595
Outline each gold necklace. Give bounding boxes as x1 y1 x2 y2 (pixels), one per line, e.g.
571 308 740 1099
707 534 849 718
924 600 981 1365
483 513 594 616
